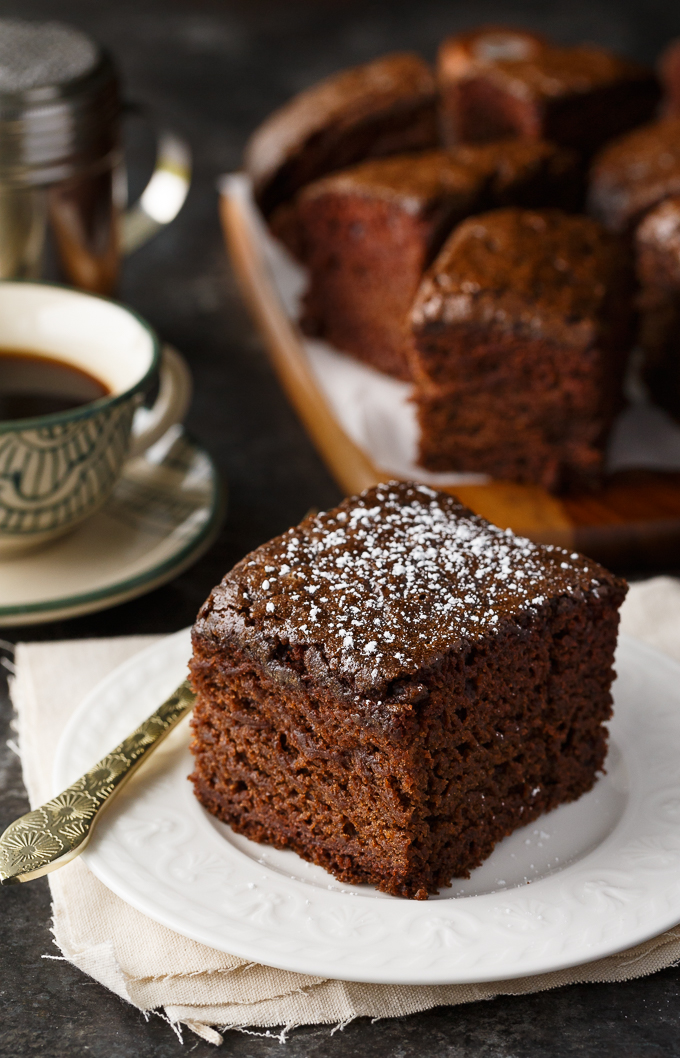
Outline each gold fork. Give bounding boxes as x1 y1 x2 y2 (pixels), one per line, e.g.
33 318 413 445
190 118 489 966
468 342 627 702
0 680 195 885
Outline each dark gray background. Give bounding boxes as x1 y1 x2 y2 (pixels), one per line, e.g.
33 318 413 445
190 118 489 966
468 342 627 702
2 1 680 1054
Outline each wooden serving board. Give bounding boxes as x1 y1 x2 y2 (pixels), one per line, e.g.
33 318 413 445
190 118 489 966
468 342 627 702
220 186 680 571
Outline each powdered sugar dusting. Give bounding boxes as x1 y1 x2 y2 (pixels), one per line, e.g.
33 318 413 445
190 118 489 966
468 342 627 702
208 482 610 691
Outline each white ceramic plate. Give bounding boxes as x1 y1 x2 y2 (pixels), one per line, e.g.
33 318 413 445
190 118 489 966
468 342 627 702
54 629 680 984
0 427 224 626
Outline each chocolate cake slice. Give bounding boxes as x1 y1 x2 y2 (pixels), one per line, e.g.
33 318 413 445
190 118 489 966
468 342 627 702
589 120 680 409
437 25 547 144
589 118 680 234
408 208 634 490
636 196 680 419
190 482 627 899
294 142 578 379
438 32 659 156
244 53 438 218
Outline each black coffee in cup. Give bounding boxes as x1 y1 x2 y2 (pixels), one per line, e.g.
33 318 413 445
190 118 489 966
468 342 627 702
0 349 110 420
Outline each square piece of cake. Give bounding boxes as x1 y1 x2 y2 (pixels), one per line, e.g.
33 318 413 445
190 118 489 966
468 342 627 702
293 142 578 379
244 53 438 218
589 118 680 234
409 208 634 490
190 483 626 899
636 196 680 420
438 33 659 156
295 150 484 379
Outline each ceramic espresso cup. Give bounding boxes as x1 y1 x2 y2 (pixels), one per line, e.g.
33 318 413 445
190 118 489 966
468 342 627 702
0 281 191 555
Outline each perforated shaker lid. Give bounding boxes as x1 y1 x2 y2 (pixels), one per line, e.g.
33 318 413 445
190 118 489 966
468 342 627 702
0 19 99 93
0 19 119 185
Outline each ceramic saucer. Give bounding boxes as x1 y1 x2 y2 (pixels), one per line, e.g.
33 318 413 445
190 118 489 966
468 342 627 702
0 425 224 626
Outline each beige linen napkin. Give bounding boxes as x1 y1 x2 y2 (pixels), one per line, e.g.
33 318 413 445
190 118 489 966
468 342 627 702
10 577 680 1045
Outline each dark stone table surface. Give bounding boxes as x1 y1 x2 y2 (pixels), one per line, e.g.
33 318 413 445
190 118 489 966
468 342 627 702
2 0 680 1054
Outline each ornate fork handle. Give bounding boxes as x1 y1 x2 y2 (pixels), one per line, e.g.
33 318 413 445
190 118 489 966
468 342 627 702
0 679 195 886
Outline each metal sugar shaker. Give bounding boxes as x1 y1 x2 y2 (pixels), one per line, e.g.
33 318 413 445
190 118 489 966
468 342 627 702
0 19 190 295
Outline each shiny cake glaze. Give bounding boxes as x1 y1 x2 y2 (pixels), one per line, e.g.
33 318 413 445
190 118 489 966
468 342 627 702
411 207 623 346
438 26 547 84
636 195 680 420
589 117 680 233
244 53 438 215
294 143 579 378
408 208 634 489
438 33 659 153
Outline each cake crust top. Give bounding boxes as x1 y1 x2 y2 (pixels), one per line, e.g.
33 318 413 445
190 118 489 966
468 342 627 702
590 118 680 232
195 482 624 693
637 195 680 264
442 43 650 101
438 26 547 82
452 139 575 199
297 141 572 215
244 53 436 195
297 150 483 215
410 207 620 342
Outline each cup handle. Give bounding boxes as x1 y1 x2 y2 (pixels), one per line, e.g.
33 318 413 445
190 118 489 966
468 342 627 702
120 128 192 255
128 345 193 458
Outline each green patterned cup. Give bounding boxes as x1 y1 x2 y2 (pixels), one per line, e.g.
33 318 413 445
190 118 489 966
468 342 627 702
0 281 191 555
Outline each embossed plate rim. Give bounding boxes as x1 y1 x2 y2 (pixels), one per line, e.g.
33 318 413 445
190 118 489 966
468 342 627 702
54 629 680 984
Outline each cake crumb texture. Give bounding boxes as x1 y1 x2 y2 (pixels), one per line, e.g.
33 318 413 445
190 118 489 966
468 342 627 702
409 208 633 490
190 483 626 898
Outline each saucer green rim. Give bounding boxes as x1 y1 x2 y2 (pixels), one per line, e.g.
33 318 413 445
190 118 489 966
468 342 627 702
0 435 225 624
0 279 162 434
